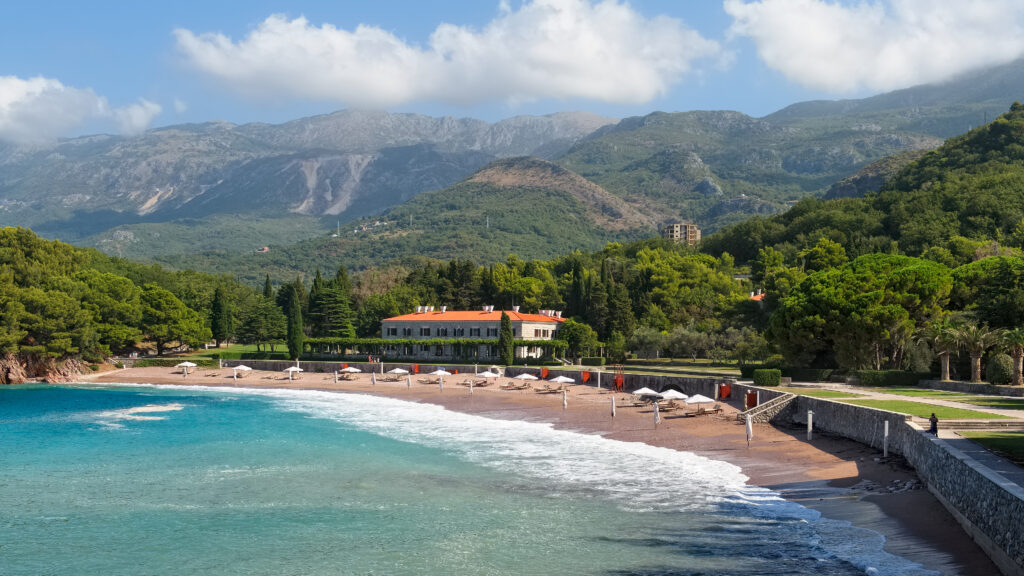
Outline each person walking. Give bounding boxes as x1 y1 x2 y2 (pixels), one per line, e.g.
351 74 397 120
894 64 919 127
928 413 939 436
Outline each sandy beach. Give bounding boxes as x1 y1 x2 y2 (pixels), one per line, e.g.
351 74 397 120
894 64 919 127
84 366 998 575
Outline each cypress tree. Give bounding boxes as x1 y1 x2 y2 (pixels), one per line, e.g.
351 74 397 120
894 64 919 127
209 287 233 347
263 274 273 299
499 311 514 365
285 286 304 360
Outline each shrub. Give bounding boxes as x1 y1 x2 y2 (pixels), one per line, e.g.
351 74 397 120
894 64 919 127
88 364 100 372
855 370 929 387
739 365 761 378
986 353 1014 385
114 362 124 369
753 369 782 387
581 357 606 366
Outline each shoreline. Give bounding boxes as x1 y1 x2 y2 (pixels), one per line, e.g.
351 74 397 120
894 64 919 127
80 366 997 575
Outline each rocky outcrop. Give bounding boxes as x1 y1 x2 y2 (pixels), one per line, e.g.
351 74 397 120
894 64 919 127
0 353 84 384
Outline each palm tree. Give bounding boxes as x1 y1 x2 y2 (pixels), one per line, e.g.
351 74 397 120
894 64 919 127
1000 328 1024 386
955 324 1000 383
916 319 959 381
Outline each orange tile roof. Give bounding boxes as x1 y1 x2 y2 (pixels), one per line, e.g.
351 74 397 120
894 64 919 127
750 293 766 301
383 310 565 323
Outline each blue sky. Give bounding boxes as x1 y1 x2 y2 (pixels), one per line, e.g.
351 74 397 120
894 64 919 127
2 1 1023 141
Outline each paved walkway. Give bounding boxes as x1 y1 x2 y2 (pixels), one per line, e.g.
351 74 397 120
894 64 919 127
939 434 1024 487
790 381 1024 420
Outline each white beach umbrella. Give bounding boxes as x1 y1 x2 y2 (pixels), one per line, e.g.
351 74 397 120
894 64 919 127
340 366 361 373
176 361 197 368
660 389 688 400
549 375 575 384
284 366 304 372
685 394 714 405
429 369 452 376
233 365 252 372
514 373 539 380
631 387 661 397
477 371 501 378
388 368 409 374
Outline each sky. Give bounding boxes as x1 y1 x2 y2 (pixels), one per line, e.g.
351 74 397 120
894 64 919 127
2 0 1024 143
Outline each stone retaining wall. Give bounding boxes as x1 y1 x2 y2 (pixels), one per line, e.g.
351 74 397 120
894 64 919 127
788 395 1024 576
919 379 1024 397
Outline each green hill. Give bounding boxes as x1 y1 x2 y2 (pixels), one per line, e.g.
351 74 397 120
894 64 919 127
153 158 655 283
702 103 1024 264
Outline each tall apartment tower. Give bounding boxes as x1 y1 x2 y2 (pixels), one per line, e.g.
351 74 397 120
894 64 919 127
661 222 701 245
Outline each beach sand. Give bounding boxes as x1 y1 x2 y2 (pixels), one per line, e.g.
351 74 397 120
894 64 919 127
85 366 998 575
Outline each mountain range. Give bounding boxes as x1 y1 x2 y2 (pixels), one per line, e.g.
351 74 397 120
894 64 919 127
3 58 1024 276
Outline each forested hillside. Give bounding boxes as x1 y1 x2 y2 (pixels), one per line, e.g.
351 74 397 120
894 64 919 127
703 103 1024 264
0 227 256 382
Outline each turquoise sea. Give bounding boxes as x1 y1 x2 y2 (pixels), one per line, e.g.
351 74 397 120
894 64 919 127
0 384 935 575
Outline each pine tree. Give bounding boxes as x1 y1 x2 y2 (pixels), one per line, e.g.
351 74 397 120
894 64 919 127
499 311 514 365
209 287 233 347
285 286 304 360
320 285 356 338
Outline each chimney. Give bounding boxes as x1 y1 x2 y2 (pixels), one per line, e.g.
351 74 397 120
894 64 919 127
489 305 495 312
440 306 447 313
482 305 489 312
556 311 562 318
416 306 423 313
750 292 754 298
512 305 520 312
428 306 434 312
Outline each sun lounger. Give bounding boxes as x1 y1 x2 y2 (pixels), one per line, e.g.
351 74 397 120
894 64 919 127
418 377 440 385
708 403 723 415
534 384 562 394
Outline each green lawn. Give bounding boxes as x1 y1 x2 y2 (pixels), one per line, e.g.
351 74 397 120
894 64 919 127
958 397 1024 411
865 387 971 398
838 399 1010 420
777 387 864 398
959 431 1024 465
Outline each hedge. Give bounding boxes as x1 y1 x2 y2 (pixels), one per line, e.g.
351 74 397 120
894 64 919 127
752 369 782 387
580 357 606 366
133 358 218 368
786 368 834 382
854 370 930 387
739 365 761 378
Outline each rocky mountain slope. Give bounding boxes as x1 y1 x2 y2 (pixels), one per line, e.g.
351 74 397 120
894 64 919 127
0 110 614 241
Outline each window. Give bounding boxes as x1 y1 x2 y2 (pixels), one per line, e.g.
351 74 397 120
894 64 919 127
455 327 465 336
533 329 540 337
470 328 481 337
402 327 412 336
435 345 444 356
487 328 498 337
386 327 397 336
437 328 448 337
420 327 431 337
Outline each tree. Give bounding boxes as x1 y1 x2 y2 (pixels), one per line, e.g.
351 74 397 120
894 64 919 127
917 319 959 381
559 318 599 358
285 286 304 360
237 297 286 351
628 327 665 359
209 287 233 347
1000 328 1024 386
498 312 514 365
799 237 848 272
140 284 210 355
606 330 627 363
263 275 273 299
955 323 1000 382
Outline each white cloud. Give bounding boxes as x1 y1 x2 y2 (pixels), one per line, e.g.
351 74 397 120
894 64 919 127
725 0 1024 93
114 99 162 135
173 0 722 108
0 75 162 144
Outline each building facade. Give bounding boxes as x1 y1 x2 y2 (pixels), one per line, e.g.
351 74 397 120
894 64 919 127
661 222 701 245
381 306 565 360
